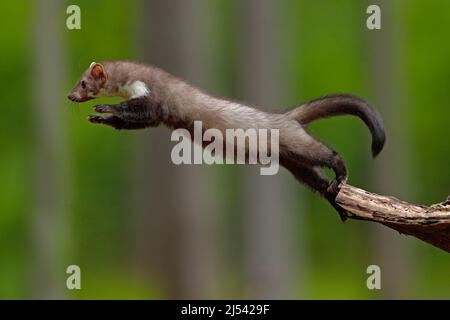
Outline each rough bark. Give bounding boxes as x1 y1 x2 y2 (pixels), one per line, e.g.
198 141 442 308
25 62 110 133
336 183 450 253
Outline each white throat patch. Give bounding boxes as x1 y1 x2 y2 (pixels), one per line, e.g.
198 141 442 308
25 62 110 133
121 81 150 99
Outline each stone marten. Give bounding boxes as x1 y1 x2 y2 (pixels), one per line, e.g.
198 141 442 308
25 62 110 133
68 61 386 220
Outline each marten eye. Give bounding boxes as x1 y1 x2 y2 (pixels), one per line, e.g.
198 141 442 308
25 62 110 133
81 81 86 89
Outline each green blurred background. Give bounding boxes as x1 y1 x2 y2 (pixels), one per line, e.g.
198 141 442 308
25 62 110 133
0 0 449 299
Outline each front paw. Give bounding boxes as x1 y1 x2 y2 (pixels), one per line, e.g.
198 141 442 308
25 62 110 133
88 115 126 129
94 104 113 114
88 115 104 123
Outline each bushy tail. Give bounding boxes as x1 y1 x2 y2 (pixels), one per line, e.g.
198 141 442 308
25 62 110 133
287 94 386 157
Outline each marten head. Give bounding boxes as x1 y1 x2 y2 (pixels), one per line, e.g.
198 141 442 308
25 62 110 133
68 62 108 102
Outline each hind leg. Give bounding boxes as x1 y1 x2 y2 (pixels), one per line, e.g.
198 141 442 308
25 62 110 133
286 131 348 191
281 158 348 221
325 150 347 195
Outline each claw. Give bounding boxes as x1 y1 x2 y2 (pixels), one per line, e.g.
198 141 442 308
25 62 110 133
87 115 126 130
94 105 112 114
338 209 348 222
88 115 103 123
327 180 340 195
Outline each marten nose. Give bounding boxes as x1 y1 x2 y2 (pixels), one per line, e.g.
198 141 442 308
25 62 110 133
68 94 76 101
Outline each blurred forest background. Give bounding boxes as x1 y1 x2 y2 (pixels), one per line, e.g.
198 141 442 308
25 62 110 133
0 0 449 299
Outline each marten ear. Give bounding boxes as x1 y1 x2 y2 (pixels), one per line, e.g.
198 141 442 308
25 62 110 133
90 63 107 83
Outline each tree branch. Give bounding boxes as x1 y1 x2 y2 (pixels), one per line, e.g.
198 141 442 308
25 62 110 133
335 183 450 253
